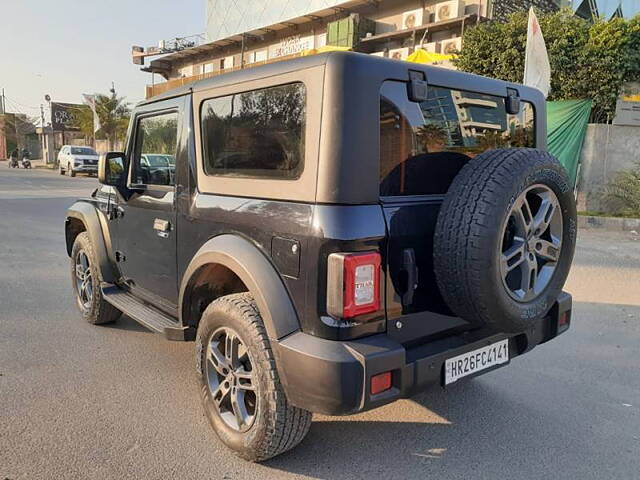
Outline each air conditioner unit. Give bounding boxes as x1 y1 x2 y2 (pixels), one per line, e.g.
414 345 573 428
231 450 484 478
435 0 464 22
441 37 462 55
402 9 424 30
388 47 410 61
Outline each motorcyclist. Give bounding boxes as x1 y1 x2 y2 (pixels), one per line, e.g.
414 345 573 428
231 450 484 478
21 149 32 168
9 149 19 168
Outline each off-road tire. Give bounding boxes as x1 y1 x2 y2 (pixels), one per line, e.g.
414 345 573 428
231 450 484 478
70 232 121 325
196 293 312 462
433 148 577 332
59 166 65 175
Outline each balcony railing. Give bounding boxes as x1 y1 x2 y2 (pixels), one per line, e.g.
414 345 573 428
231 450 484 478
145 52 304 98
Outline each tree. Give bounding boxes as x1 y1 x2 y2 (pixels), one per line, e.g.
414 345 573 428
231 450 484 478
456 9 640 120
74 90 130 149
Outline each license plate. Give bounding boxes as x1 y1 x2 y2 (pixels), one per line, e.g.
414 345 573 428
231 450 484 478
444 339 509 385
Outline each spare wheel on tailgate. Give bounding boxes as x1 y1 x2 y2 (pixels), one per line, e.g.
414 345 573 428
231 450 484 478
433 148 577 333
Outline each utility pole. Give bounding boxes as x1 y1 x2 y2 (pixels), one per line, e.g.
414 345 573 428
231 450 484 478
0 88 5 114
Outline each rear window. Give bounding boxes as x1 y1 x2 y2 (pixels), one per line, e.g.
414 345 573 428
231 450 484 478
380 81 535 197
201 83 306 180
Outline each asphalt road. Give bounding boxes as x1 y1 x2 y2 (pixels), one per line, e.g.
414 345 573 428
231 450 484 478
1 166 639 480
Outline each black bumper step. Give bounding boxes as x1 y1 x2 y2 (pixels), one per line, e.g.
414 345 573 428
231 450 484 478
101 285 186 341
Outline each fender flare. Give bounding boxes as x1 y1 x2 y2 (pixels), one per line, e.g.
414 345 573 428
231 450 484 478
179 234 300 341
65 202 118 283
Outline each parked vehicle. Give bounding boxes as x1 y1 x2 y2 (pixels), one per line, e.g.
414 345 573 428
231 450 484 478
58 145 99 177
64 52 577 462
21 150 32 169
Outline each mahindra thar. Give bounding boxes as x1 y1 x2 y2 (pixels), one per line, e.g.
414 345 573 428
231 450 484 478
64 52 576 461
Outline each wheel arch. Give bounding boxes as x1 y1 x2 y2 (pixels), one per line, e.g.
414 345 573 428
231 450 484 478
179 234 300 341
65 202 118 283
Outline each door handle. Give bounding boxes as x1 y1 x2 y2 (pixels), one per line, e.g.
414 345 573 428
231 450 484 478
153 218 171 238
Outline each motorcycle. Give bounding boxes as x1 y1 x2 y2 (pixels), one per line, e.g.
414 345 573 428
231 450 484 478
9 157 19 168
21 152 32 169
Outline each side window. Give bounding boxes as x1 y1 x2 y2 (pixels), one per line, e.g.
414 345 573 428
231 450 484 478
379 82 535 197
133 112 178 186
200 82 306 180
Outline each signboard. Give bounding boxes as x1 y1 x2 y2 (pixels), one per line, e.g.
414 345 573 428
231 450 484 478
268 34 314 59
51 102 85 131
613 99 640 126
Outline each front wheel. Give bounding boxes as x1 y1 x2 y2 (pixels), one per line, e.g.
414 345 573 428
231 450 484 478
70 232 121 325
68 164 76 177
196 293 312 462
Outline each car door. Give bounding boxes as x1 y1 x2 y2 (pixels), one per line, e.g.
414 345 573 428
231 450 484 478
114 98 183 308
59 146 67 164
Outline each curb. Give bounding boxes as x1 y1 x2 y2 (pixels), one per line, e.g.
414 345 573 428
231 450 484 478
578 215 640 232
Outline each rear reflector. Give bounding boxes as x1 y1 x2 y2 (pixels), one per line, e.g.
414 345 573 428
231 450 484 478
371 372 392 395
558 311 571 333
559 312 569 326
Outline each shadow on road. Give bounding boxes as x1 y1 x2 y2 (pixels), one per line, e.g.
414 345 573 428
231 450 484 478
264 380 550 479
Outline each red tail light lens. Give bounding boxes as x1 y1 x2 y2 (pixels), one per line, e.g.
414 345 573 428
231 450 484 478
327 252 381 319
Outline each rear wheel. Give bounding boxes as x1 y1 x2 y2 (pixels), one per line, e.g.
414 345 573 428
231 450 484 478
70 232 120 325
433 149 577 332
196 293 312 462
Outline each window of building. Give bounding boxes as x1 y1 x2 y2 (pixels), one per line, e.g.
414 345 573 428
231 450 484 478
201 83 306 180
379 81 535 197
133 112 178 186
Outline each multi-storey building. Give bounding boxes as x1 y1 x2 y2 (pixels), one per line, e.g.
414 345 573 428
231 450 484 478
138 0 560 98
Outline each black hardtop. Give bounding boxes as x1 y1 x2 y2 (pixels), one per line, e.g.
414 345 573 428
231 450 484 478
138 51 546 205
139 51 545 108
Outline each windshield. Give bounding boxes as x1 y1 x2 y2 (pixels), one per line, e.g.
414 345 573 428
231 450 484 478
142 154 175 167
71 147 97 156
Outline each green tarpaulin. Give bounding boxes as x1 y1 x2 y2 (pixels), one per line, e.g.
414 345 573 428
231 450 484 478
546 99 592 186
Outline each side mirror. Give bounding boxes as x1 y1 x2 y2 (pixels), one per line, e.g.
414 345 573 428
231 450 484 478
98 152 125 186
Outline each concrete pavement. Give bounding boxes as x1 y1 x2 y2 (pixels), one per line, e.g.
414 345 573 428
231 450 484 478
1 167 638 479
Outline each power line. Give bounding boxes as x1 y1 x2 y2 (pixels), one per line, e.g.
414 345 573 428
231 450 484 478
4 95 40 111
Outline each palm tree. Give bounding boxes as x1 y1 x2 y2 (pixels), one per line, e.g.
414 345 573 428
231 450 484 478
74 89 130 149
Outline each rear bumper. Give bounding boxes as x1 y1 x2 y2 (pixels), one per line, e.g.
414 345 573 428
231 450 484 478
275 292 572 416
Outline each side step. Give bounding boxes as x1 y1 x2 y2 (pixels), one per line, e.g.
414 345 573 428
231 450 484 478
101 285 187 341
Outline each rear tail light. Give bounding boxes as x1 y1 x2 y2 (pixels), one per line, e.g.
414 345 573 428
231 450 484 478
327 252 381 319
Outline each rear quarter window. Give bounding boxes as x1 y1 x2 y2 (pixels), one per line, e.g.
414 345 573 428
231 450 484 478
201 82 306 180
380 81 535 197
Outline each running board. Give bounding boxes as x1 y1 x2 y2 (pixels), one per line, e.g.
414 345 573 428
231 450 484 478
101 285 187 341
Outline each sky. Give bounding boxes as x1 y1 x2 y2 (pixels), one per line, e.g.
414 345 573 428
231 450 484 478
1 0 204 123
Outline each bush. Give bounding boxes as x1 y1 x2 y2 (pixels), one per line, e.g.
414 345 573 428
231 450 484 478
456 9 640 119
602 162 640 217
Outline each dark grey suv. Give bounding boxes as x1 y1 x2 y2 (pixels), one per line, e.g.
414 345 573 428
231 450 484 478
64 52 576 461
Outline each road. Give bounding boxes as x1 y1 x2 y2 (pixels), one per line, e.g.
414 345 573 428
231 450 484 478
1 166 639 480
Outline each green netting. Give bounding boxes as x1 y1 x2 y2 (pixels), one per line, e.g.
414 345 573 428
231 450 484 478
546 99 592 186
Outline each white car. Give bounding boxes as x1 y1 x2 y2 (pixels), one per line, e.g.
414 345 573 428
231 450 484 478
58 145 99 177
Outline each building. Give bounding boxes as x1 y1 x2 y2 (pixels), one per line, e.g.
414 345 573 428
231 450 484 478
138 0 560 99
0 113 40 160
